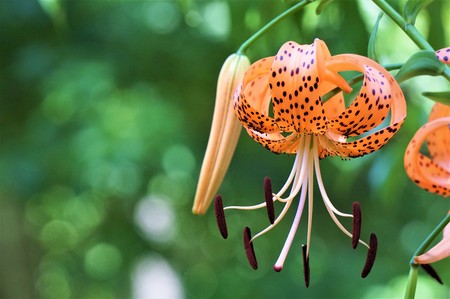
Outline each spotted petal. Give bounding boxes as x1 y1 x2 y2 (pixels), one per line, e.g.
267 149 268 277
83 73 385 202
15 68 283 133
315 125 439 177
436 47 450 64
404 104 450 197
233 39 405 158
427 103 450 173
320 55 406 158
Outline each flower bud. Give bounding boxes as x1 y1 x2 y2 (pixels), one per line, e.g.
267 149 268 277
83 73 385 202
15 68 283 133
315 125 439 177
192 53 250 215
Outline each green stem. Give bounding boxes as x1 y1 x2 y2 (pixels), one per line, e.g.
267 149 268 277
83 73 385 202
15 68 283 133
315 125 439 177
405 266 419 299
372 0 450 81
410 213 450 265
404 213 450 299
237 0 314 55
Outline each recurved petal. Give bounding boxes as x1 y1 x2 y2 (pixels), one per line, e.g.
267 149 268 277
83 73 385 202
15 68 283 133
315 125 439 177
414 212 450 264
323 92 345 119
328 64 392 136
404 116 450 197
436 47 450 64
234 66 278 133
193 54 250 215
427 103 450 172
246 129 301 154
319 122 403 158
321 54 406 158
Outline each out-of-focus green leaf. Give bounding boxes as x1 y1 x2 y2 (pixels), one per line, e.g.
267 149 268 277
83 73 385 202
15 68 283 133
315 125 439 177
316 0 333 14
368 12 383 62
37 0 67 31
422 91 450 105
395 50 445 82
403 0 433 25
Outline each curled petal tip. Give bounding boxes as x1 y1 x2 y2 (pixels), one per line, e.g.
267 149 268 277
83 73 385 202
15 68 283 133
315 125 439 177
192 54 250 215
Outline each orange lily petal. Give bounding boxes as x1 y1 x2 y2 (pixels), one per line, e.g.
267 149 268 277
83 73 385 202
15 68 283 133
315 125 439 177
319 55 406 158
414 211 450 264
427 103 450 173
246 130 300 154
328 65 391 137
404 109 450 197
269 41 327 134
233 39 405 158
234 58 278 133
436 47 450 65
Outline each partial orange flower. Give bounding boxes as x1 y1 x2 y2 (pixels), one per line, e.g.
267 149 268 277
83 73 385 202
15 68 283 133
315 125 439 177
192 54 250 215
213 39 406 283
435 47 450 64
404 102 450 197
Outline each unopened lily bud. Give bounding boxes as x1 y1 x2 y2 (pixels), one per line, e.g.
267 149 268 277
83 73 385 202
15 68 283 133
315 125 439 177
192 53 250 215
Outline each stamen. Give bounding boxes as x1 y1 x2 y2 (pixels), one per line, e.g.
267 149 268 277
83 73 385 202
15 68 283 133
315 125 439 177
273 161 309 272
264 177 275 224
306 149 314 258
302 244 310 288
251 139 312 242
361 233 378 278
420 264 443 285
243 227 258 270
275 137 305 198
312 140 352 218
214 195 228 239
352 202 362 249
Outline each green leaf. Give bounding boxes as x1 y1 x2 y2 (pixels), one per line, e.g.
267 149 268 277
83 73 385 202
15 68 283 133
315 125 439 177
404 0 433 25
422 91 450 105
395 50 445 83
368 12 383 62
37 0 67 31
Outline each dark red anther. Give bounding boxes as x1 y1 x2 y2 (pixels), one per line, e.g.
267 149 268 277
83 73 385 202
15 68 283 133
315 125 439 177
302 244 310 288
264 177 275 224
214 195 228 239
352 201 362 249
361 233 378 278
421 264 443 285
243 227 258 270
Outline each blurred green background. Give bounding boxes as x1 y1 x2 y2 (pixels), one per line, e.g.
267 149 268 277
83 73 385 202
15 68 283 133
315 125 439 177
1 1 449 298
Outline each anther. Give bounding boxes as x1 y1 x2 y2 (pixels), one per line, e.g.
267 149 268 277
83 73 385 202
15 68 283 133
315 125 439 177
302 244 310 287
243 227 258 270
420 264 443 285
352 201 362 249
361 233 378 278
214 195 228 239
264 177 275 224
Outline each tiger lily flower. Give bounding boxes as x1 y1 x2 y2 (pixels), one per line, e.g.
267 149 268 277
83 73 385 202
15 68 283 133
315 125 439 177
213 39 406 283
404 102 450 196
193 53 250 215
